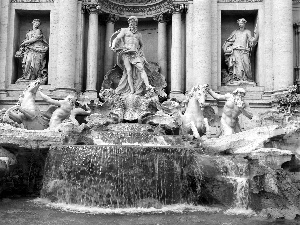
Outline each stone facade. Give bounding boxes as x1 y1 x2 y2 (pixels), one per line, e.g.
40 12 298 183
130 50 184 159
0 0 299 127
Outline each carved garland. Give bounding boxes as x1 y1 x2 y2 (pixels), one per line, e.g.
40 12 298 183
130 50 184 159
108 0 166 6
82 0 173 17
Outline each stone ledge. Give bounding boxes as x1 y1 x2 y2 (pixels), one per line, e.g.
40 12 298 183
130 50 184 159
0 123 65 149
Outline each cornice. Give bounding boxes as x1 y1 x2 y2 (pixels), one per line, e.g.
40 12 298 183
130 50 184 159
10 0 54 2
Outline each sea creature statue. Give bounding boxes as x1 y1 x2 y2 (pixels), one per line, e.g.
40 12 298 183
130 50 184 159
179 84 215 139
146 84 216 139
4 78 51 130
39 92 91 131
98 87 159 123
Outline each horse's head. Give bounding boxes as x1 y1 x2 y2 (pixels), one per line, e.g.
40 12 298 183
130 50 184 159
26 79 42 94
187 84 209 108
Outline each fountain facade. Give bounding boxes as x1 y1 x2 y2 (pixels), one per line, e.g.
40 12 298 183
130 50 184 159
0 0 300 222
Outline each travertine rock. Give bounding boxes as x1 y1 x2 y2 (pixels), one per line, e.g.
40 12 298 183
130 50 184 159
202 125 282 154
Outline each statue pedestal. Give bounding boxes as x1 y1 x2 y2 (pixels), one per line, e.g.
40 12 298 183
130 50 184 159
15 79 32 86
15 77 48 85
226 80 256 87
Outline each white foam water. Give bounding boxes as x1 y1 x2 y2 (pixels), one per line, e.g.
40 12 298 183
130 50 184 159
32 198 221 215
224 208 256 217
224 177 256 217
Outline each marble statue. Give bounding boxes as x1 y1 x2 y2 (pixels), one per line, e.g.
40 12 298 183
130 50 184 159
39 91 91 130
110 16 154 95
222 18 258 85
5 78 50 130
146 84 216 139
207 86 253 136
15 19 49 81
180 84 213 139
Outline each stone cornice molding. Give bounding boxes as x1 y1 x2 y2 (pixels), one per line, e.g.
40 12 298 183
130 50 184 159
153 13 170 23
10 0 53 2
217 0 263 2
106 14 119 23
82 0 173 17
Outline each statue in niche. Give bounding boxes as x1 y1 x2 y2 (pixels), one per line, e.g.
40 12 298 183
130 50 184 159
207 86 253 136
15 19 49 82
110 16 154 95
222 18 259 86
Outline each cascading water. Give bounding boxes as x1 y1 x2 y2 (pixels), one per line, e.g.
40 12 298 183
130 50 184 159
214 156 253 214
41 125 203 208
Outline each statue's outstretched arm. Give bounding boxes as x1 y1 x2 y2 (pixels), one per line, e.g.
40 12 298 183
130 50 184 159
240 104 253 120
39 91 61 107
111 29 125 51
71 108 91 117
21 29 42 46
207 88 227 101
69 108 91 126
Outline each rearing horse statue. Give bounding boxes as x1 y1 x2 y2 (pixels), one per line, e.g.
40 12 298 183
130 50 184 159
180 84 214 139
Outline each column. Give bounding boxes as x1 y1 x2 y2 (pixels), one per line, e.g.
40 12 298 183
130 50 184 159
170 5 183 98
75 0 85 92
185 3 193 91
193 0 212 86
0 0 9 98
263 0 274 91
55 0 78 97
273 0 293 90
86 5 100 99
294 23 300 91
153 13 169 80
104 14 119 75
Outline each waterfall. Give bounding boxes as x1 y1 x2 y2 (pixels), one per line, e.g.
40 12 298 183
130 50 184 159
214 156 255 215
41 144 202 207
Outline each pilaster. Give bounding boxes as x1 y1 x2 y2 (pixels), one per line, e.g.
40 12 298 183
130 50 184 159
273 0 293 90
193 0 212 86
294 23 300 91
0 0 9 98
185 3 193 91
54 0 78 98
